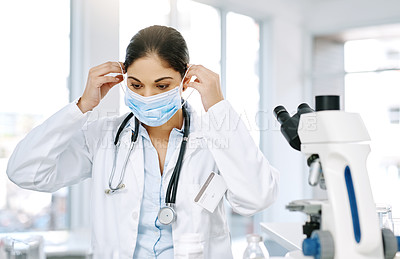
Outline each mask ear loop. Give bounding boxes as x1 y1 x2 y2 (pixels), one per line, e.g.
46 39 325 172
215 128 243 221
116 62 126 94
181 65 194 107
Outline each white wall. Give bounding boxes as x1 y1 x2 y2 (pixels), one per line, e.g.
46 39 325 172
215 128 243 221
302 0 400 107
302 0 400 35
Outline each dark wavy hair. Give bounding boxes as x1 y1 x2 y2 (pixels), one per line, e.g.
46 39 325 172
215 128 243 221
124 25 190 78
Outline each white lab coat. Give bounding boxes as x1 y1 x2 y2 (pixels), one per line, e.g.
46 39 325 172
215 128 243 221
7 99 279 259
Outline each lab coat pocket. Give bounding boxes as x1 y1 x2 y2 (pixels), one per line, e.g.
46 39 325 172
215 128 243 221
188 183 228 240
176 183 204 232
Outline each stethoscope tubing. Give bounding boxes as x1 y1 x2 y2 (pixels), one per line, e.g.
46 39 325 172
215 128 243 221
105 115 139 194
165 107 190 204
107 140 134 193
105 105 189 200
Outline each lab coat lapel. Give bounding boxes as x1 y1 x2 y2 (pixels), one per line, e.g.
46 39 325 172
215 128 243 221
110 129 143 258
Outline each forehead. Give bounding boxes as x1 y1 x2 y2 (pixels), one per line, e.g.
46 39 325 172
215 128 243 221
126 55 181 80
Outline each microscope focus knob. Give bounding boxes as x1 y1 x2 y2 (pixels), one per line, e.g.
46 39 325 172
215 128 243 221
381 228 398 259
303 238 318 256
302 230 334 259
397 236 400 252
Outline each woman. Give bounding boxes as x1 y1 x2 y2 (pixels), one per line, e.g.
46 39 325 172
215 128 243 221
7 25 279 258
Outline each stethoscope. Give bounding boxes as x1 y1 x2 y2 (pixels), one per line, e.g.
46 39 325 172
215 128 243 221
104 104 190 225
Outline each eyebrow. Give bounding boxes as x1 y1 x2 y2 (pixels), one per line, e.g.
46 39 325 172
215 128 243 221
127 76 141 82
127 76 174 83
154 76 173 82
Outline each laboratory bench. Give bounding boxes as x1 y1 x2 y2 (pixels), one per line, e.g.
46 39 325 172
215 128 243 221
3 224 400 258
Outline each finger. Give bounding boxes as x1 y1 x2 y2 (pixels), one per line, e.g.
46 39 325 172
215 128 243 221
102 77 124 89
184 65 209 82
91 61 125 76
187 64 211 74
95 76 121 87
105 80 122 89
90 61 119 73
115 74 124 81
116 62 125 74
186 81 202 91
99 61 125 75
184 64 198 77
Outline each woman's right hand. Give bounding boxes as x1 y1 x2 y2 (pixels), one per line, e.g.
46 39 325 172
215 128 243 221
77 61 124 113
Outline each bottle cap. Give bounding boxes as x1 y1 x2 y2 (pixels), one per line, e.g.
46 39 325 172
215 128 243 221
246 234 263 243
376 203 392 213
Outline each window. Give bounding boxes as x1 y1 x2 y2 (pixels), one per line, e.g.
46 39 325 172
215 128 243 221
344 36 400 217
226 11 261 239
226 12 260 144
176 0 221 114
0 0 70 231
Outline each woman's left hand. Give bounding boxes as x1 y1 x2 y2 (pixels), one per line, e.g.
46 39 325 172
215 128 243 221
184 65 224 112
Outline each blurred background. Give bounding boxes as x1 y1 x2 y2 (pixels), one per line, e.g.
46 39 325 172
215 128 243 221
1 0 400 258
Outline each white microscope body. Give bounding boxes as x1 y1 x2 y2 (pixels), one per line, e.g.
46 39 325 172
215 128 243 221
300 111 383 259
274 96 399 259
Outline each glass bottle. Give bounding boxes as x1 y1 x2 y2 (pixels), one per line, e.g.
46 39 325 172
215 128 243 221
376 203 394 231
243 234 269 259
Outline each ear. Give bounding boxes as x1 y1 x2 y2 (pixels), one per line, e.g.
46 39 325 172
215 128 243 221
182 76 191 92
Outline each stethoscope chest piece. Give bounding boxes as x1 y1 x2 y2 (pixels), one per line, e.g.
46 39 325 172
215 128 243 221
158 203 176 225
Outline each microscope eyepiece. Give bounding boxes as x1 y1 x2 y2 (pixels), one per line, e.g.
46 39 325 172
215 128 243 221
315 95 340 111
273 105 291 124
274 103 314 151
297 103 314 114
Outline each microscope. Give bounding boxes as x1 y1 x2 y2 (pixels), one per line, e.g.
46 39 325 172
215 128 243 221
274 95 400 259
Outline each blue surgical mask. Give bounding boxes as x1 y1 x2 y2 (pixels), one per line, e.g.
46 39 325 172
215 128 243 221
124 84 182 127
121 65 192 127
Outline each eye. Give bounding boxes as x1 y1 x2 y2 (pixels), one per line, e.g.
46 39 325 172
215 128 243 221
130 83 142 89
157 84 170 90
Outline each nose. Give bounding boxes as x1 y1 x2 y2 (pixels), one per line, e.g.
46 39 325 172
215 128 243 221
141 88 154 97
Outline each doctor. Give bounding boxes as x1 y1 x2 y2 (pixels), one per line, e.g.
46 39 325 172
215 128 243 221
7 25 279 258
